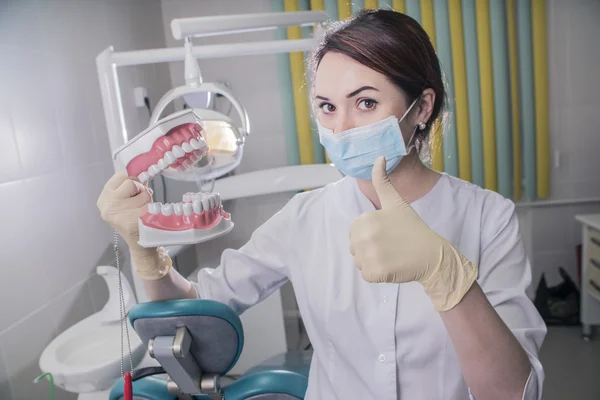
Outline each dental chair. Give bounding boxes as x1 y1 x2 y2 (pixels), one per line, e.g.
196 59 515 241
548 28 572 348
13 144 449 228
108 299 311 400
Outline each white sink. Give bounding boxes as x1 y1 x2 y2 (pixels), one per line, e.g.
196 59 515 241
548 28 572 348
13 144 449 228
39 266 147 393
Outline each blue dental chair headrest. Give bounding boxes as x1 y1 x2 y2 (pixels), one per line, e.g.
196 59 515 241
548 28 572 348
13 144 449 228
111 300 311 400
129 299 244 375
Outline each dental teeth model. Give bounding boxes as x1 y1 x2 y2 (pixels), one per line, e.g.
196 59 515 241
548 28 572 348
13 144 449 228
113 109 210 183
112 109 233 248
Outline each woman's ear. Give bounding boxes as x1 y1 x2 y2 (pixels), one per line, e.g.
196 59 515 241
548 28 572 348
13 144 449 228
415 88 436 127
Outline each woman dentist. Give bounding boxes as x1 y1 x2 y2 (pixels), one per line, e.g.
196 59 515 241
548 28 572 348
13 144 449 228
97 9 546 400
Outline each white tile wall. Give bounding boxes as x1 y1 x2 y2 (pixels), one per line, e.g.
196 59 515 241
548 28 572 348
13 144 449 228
5 49 65 177
0 1 171 399
0 348 12 399
0 304 60 400
0 102 23 184
51 280 97 341
0 0 41 50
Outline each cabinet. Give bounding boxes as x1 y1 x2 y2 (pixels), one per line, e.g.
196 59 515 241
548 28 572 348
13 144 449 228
575 214 600 340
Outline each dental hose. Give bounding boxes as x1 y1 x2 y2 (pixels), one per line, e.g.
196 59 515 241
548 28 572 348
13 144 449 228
33 372 54 400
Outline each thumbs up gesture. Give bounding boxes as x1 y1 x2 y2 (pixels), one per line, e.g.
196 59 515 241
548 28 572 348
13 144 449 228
349 157 478 312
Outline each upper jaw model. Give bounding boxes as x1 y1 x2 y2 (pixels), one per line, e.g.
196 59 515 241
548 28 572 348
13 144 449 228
114 109 210 183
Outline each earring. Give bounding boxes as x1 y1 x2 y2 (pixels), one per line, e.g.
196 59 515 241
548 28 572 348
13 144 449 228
418 122 426 131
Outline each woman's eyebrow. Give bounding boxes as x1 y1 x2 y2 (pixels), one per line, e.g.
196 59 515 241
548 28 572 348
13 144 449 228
346 86 379 98
315 86 379 101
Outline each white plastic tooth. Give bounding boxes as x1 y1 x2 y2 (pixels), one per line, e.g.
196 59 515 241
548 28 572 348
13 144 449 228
138 172 150 183
208 195 215 209
148 164 160 177
190 138 202 150
164 151 177 164
182 193 193 203
173 203 183 215
182 142 194 153
183 203 193 216
192 200 203 214
192 193 203 203
148 202 161 214
158 158 169 170
215 193 221 208
172 145 185 158
161 203 173 216
201 196 210 211
181 159 193 169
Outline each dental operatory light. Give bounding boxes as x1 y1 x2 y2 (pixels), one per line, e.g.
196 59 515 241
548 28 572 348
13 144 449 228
144 36 250 185
183 91 212 109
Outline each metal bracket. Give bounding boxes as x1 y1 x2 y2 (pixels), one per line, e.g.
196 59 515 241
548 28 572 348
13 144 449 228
153 326 203 394
151 327 222 398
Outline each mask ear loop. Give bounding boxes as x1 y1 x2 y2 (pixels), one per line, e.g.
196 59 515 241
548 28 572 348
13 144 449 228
405 125 420 155
398 97 422 155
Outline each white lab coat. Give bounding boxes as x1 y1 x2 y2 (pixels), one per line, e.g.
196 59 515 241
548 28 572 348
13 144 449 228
194 174 546 399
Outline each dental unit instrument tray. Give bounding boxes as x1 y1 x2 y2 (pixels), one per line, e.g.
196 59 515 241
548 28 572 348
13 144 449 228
113 109 234 248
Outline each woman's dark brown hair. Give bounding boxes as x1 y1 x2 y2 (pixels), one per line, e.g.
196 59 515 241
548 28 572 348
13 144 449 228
310 8 446 140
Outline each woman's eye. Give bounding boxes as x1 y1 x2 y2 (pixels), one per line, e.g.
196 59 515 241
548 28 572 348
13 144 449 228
320 103 336 114
358 99 377 110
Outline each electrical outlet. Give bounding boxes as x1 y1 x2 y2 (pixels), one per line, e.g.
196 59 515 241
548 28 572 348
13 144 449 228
134 87 148 108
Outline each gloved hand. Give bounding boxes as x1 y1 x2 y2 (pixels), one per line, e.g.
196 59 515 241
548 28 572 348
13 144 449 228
349 157 478 312
97 171 172 280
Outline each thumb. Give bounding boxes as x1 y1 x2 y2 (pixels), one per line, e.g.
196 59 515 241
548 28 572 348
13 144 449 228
372 156 409 209
116 179 148 198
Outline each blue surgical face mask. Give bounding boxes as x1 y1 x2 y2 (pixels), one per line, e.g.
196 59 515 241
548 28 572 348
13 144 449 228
317 99 419 180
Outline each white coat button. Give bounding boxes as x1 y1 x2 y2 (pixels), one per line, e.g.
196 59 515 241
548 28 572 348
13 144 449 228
378 354 386 363
382 296 389 303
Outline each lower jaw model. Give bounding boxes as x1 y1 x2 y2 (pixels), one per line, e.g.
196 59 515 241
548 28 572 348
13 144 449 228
113 109 234 248
138 192 233 247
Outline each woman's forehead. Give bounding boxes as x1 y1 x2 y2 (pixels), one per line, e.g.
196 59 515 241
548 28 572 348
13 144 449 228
314 52 390 95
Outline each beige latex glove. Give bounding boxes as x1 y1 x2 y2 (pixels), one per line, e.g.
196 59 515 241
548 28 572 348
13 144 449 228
97 171 172 280
349 157 478 312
